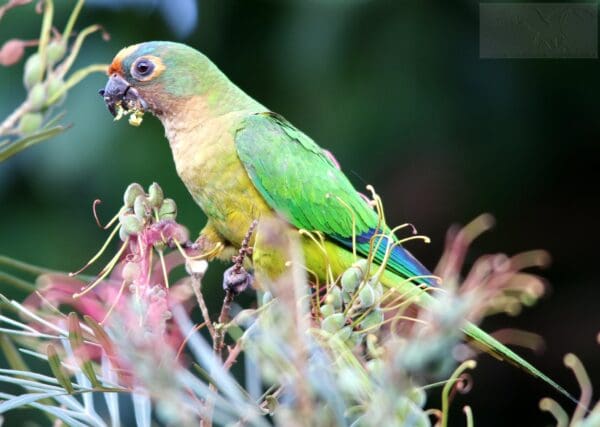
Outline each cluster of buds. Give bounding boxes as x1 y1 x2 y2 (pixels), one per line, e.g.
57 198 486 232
118 182 177 241
0 0 108 138
319 259 385 348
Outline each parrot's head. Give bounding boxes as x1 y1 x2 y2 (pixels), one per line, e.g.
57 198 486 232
100 41 213 123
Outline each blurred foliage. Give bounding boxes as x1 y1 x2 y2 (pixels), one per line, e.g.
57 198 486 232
0 1 598 426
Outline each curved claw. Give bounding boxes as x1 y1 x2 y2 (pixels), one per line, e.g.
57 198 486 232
223 265 253 295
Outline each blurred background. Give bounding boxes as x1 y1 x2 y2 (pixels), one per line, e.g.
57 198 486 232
0 1 598 425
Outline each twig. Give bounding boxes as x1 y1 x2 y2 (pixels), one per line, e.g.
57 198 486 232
189 275 216 339
223 341 243 371
0 100 30 136
203 220 257 427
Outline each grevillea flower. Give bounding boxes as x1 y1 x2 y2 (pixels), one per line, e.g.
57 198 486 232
22 183 203 385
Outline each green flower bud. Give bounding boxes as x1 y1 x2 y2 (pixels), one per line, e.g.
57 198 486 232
147 182 164 208
123 183 145 208
119 212 143 235
342 289 352 304
119 225 129 242
373 281 384 301
406 387 426 407
23 53 43 89
153 240 166 251
321 313 344 333
158 198 177 220
341 266 362 293
122 262 141 282
28 82 46 111
345 331 363 348
335 326 352 342
133 194 149 221
18 112 43 135
320 303 334 318
46 76 65 106
360 308 384 331
354 259 369 275
359 283 376 308
325 285 343 310
46 40 66 65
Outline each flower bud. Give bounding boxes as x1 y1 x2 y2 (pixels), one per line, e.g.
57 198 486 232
133 194 149 221
46 40 66 65
18 112 43 135
123 183 145 208
354 259 369 274
122 262 140 282
407 387 426 407
341 266 362 293
373 281 384 301
158 198 177 220
119 212 143 235
346 331 363 348
119 225 129 242
147 182 164 208
342 289 352 304
28 82 46 110
46 76 65 106
153 240 166 251
358 283 376 308
0 39 26 66
320 303 334 318
360 308 384 331
335 326 352 342
23 53 43 89
321 313 344 333
325 285 343 310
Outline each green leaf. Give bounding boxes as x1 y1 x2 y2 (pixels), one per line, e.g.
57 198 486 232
0 335 28 372
82 315 116 360
0 390 65 414
0 125 66 162
46 344 74 394
68 313 100 387
0 271 36 292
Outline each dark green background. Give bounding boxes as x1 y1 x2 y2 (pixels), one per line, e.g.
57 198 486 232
1 1 598 425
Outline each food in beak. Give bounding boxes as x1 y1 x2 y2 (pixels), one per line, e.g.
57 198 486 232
99 74 147 127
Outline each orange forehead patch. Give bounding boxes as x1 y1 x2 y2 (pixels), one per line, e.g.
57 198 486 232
107 44 140 76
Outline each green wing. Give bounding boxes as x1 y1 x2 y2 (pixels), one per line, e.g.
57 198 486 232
235 112 376 238
234 112 431 281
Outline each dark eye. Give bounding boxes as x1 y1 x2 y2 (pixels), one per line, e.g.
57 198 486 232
132 59 154 78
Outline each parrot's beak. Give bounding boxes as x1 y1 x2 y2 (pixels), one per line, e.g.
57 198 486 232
99 74 147 117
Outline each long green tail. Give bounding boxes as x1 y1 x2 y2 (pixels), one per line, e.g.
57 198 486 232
380 271 580 406
463 322 579 405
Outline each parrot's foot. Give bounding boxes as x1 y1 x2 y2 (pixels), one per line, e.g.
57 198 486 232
222 219 258 295
222 265 254 295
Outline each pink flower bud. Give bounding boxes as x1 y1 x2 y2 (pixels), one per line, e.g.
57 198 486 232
0 39 25 66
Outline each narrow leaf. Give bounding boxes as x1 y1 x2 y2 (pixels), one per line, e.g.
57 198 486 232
0 126 66 162
46 344 74 394
132 390 151 427
0 334 28 371
68 313 100 387
0 390 64 413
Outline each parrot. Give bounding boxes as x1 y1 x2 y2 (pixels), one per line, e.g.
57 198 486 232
100 41 578 405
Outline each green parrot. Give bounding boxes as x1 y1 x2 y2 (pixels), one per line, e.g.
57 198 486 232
100 41 577 404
